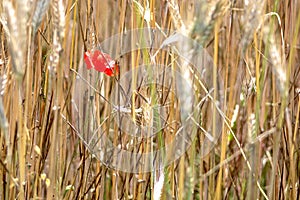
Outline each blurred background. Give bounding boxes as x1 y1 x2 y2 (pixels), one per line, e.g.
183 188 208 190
0 0 299 199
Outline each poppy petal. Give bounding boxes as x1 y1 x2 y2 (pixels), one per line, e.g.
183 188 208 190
104 63 119 76
84 51 93 70
91 50 108 72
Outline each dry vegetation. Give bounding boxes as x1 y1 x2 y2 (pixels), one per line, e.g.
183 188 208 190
0 0 299 199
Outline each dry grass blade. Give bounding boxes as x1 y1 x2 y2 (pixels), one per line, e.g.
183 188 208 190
262 26 286 97
0 75 8 145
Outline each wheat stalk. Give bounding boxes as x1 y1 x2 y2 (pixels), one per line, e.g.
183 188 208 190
240 0 266 54
32 0 51 34
191 0 229 46
3 1 24 79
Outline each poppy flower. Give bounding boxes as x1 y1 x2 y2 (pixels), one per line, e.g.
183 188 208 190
84 50 119 76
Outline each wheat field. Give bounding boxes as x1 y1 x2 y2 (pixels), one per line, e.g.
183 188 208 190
0 0 299 199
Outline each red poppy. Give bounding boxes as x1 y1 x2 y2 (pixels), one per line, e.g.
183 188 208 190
84 50 119 76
